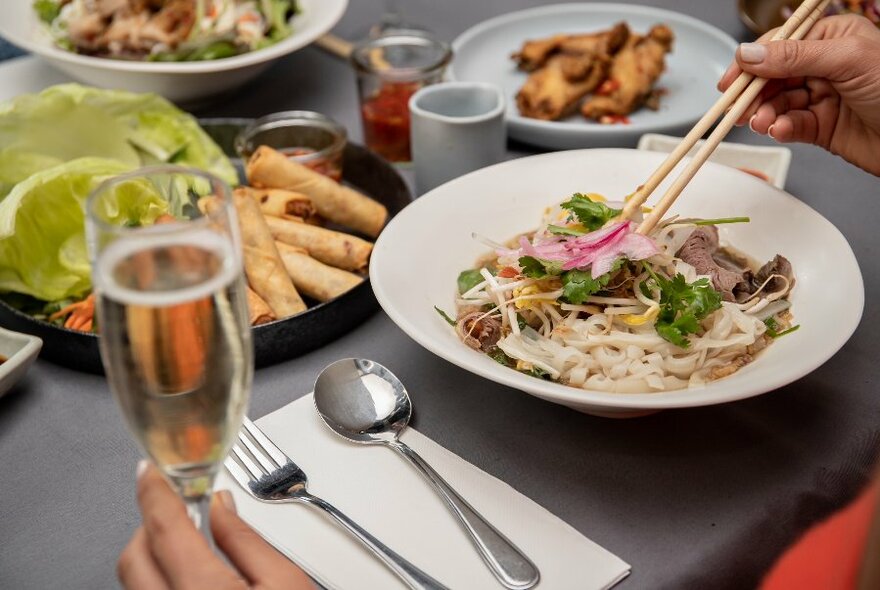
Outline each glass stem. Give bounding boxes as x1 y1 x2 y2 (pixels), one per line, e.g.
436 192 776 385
176 475 216 552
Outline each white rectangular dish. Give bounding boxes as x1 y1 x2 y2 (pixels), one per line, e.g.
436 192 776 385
637 133 791 189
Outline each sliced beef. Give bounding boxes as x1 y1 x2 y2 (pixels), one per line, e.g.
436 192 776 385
456 311 502 352
753 254 795 295
676 226 748 302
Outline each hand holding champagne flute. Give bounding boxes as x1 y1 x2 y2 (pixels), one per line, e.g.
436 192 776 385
86 167 253 545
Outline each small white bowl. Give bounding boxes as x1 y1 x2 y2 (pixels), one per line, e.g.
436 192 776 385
0 0 348 103
0 326 42 399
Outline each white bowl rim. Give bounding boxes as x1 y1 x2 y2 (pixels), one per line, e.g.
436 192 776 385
370 148 865 410
449 2 739 136
0 0 348 74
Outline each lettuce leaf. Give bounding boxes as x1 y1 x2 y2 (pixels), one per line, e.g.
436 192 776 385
0 84 238 186
0 158 168 302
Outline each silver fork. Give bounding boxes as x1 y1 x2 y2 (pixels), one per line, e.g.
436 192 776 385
224 416 449 590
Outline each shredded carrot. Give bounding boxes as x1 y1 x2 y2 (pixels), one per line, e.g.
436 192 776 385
50 293 96 332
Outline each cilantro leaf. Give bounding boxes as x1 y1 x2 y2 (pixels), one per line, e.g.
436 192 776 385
488 348 514 367
649 271 722 348
561 270 606 304
457 269 485 294
560 193 621 230
560 259 624 304
526 366 552 379
518 256 563 278
34 0 61 23
434 306 456 326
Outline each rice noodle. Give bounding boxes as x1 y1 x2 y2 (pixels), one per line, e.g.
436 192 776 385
451 205 794 394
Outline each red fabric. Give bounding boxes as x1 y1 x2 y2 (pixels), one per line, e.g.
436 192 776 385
761 483 878 590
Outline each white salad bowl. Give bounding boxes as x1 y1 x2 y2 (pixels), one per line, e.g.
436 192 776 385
0 0 348 103
0 326 42 399
370 149 864 418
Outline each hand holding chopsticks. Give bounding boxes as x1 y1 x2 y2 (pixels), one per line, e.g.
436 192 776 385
620 0 833 234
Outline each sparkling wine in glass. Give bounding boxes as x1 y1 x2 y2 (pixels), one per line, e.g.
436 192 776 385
86 166 253 543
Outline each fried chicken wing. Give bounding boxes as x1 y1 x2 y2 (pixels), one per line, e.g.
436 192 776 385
511 34 569 71
514 22 631 121
511 23 629 71
516 52 610 120
558 22 629 57
581 24 674 121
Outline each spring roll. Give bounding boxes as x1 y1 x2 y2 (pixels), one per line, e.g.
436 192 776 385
236 186 317 221
275 242 364 302
247 146 388 237
200 196 307 318
247 287 275 325
263 214 373 272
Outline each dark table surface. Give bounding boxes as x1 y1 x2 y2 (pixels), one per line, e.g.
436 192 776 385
1 1 879 589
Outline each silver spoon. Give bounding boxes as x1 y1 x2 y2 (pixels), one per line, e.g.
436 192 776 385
314 359 540 590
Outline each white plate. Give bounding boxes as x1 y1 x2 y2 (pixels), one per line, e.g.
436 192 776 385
0 0 347 103
370 149 864 417
449 3 737 150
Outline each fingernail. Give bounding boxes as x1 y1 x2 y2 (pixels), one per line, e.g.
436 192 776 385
749 114 758 132
768 124 777 139
739 43 766 64
136 459 148 480
217 490 237 513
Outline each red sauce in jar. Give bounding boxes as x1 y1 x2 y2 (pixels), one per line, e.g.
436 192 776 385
280 147 343 182
360 81 421 163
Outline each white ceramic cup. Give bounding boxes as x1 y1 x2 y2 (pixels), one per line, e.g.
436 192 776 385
409 82 506 195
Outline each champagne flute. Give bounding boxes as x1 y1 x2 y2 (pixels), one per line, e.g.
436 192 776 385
86 166 253 545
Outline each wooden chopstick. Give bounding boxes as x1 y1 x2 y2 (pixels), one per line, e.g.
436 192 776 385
619 0 831 234
314 34 354 59
313 33 393 70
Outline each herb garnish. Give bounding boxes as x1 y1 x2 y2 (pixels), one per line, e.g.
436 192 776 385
688 217 751 226
764 317 800 338
644 265 722 348
434 306 457 326
488 348 514 367
560 193 621 230
457 269 485 294
547 224 587 237
518 256 563 278
560 259 624 304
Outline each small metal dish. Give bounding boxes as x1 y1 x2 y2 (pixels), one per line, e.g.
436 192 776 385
235 111 348 181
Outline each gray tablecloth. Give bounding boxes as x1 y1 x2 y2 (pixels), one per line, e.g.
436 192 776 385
1 1 878 589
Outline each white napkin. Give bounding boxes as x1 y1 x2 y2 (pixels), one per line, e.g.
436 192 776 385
216 395 630 589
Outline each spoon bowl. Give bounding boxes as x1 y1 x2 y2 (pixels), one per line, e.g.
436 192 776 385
314 358 541 590
314 358 412 444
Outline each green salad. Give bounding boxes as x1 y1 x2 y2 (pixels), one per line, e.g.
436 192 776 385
0 84 237 330
34 0 299 61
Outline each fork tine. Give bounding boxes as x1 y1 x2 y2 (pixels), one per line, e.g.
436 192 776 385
224 455 255 493
231 443 264 480
238 428 278 473
242 416 289 466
